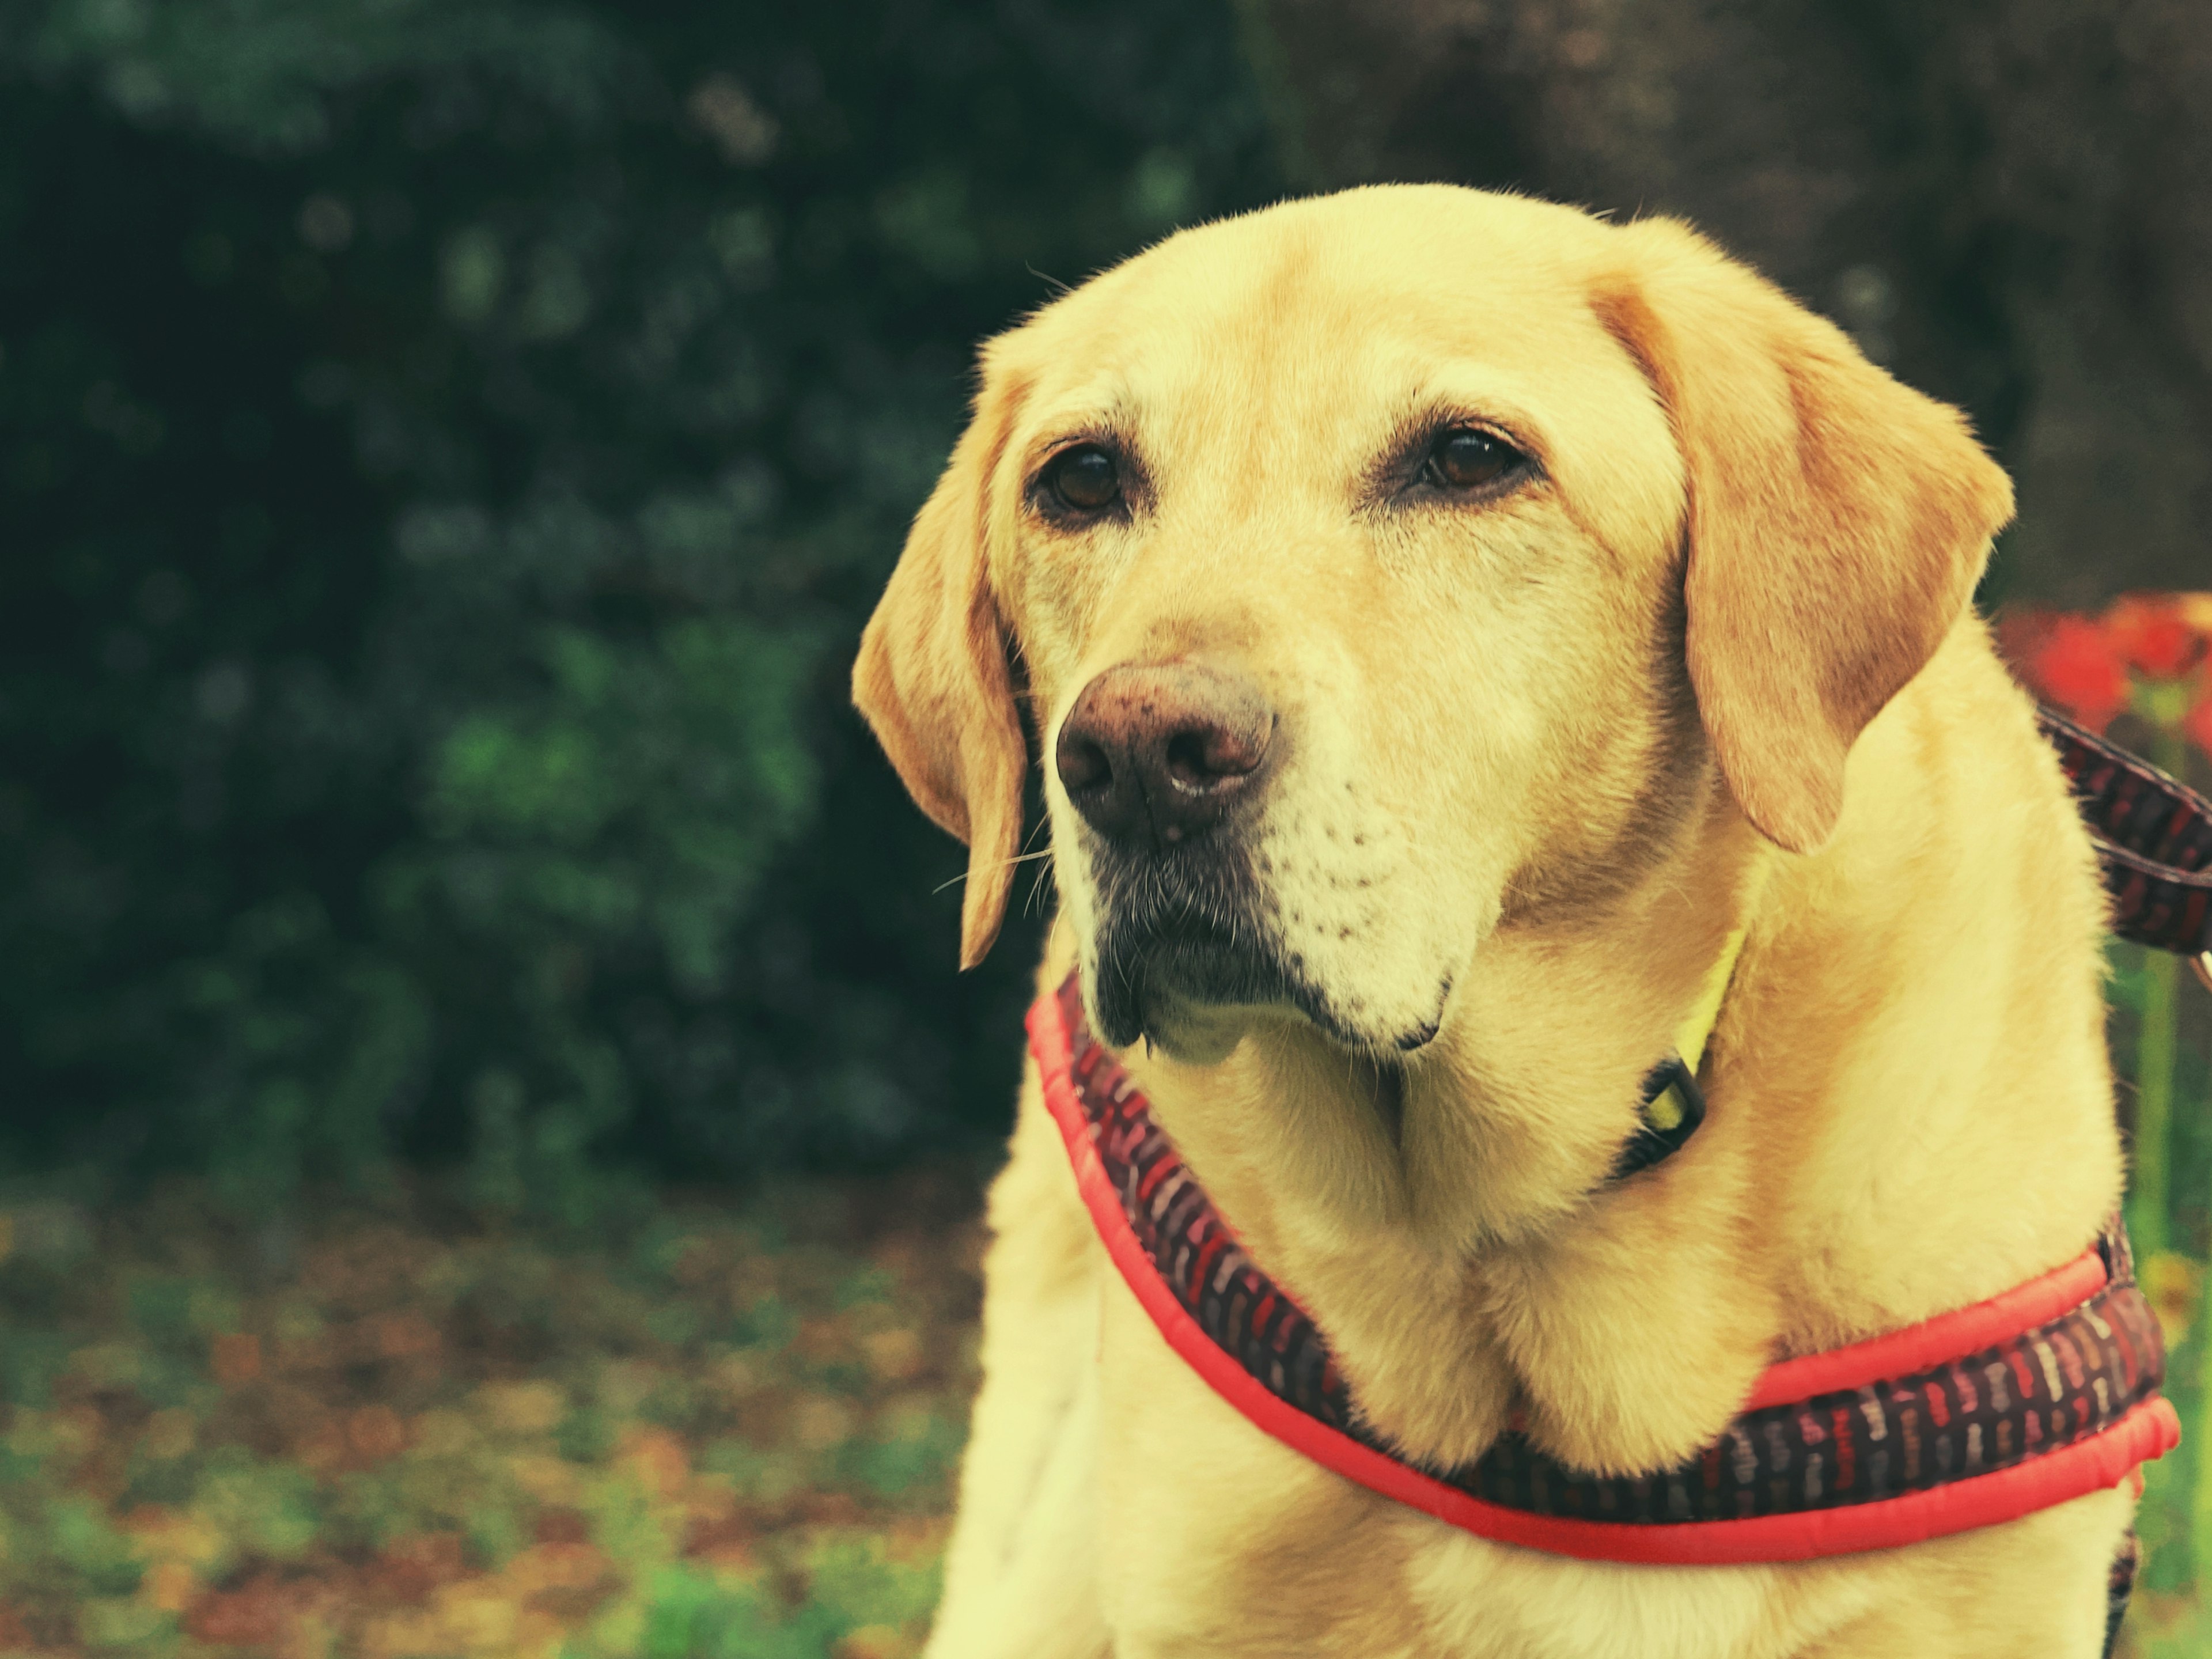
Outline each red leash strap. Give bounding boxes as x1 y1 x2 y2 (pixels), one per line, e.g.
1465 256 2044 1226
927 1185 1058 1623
1031 982 2181 1565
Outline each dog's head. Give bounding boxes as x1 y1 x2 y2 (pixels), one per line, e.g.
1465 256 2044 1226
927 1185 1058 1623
855 187 2012 1060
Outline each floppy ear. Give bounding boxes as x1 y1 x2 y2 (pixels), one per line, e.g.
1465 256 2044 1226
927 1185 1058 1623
1594 219 2016 853
852 370 1029 968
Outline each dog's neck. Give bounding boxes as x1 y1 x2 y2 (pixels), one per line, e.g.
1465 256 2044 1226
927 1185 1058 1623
1113 642 2123 1478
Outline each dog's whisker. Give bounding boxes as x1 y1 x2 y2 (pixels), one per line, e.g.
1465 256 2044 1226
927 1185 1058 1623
931 849 1056 895
1024 859 1058 917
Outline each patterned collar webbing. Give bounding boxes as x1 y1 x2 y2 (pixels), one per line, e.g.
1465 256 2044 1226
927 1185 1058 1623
2039 704 2212 959
1036 972 2179 1574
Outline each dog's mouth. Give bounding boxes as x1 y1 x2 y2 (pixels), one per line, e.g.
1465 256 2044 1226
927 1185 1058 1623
1093 905 1306 1051
1085 849 1445 1058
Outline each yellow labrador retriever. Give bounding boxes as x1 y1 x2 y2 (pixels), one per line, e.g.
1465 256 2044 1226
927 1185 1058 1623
854 185 2134 1657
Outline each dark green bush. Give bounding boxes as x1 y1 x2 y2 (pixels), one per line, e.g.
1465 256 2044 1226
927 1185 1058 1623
0 0 1282 1195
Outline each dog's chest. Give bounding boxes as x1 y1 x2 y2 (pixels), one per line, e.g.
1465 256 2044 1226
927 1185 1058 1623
1088 1268 1908 1659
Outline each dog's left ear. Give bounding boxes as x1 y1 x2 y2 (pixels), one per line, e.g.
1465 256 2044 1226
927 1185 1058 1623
852 366 1029 968
1594 219 2016 853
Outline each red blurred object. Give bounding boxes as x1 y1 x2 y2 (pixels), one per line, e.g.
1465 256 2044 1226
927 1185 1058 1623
2103 594 2209 680
2021 615 2131 733
1998 592 2212 752
2187 684 2212 762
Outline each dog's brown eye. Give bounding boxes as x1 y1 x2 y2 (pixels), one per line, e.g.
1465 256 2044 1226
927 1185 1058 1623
1048 445 1120 513
1425 427 1521 491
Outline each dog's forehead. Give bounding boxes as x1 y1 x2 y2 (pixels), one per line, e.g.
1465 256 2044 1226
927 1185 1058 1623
988 187 1679 555
1001 187 1642 460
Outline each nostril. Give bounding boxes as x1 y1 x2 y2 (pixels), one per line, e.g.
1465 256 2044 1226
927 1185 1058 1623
1162 729 1212 789
1163 718 1271 789
1058 733 1113 794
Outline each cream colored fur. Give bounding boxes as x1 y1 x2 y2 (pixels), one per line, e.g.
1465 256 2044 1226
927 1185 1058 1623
854 186 2133 1658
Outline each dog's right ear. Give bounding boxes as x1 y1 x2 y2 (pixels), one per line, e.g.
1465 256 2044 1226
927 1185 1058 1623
853 368 1029 969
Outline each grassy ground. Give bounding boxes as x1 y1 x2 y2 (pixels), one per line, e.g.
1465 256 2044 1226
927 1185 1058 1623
0 1171 987 1659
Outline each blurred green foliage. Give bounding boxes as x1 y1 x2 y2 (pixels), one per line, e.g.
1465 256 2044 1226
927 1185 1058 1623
0 0 1282 1192
2114 934 2212 1654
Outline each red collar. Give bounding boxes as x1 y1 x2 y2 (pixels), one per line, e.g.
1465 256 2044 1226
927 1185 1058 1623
1030 973 2179 1565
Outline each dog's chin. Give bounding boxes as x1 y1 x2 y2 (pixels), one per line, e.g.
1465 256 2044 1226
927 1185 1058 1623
1120 985 1251 1066
1088 930 1447 1062
1090 934 1282 1054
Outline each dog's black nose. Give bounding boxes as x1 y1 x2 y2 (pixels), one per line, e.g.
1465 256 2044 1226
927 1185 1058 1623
1055 661 1275 850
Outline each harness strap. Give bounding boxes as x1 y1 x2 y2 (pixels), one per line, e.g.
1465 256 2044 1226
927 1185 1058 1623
1033 975 2181 1565
2039 704 2212 959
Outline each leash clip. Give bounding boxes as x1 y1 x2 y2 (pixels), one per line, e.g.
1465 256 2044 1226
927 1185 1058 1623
1611 1056 1707 1180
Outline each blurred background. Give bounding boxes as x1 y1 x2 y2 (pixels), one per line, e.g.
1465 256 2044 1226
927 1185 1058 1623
0 0 2207 1653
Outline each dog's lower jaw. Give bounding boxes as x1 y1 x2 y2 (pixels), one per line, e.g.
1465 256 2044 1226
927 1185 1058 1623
1119 985 1247 1066
1087 935 1456 1061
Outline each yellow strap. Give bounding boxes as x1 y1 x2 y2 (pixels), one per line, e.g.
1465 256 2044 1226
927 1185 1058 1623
1646 852 1773 1132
